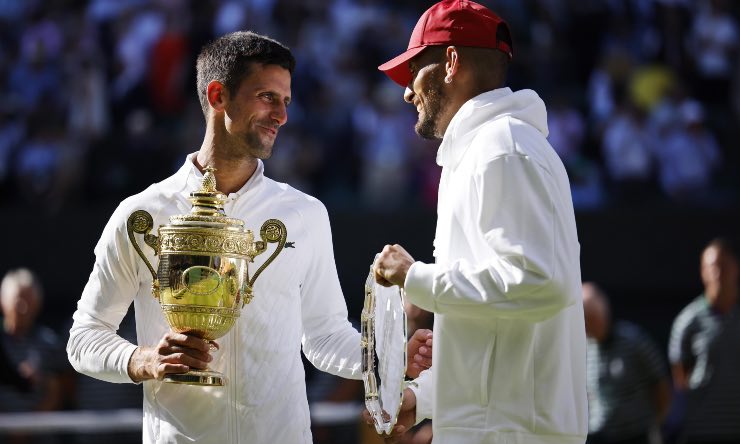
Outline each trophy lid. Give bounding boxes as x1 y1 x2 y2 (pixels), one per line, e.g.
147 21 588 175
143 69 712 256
169 166 245 229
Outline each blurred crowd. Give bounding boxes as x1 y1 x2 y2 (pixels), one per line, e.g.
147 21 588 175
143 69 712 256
0 0 738 212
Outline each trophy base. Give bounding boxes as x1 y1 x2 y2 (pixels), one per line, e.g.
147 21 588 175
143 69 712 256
163 369 226 386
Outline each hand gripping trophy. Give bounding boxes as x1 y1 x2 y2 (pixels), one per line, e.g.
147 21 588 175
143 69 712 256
126 167 286 386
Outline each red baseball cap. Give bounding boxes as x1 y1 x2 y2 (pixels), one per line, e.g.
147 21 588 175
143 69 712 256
378 0 513 87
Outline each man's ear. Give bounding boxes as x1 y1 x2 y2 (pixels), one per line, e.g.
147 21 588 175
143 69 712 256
444 46 459 84
207 80 227 113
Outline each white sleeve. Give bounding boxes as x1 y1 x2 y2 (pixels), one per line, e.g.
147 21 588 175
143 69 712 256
408 368 433 423
404 155 574 322
66 203 141 384
300 202 362 380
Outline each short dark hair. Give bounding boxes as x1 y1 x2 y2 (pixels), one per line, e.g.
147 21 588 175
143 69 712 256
196 31 296 118
705 237 739 260
420 45 509 90
465 47 509 89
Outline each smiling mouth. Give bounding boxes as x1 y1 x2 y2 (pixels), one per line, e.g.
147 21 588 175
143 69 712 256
258 125 278 136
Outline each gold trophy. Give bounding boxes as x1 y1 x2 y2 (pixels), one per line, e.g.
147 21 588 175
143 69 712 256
126 167 286 386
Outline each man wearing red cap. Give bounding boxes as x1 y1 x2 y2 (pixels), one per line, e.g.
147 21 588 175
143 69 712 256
373 1 588 443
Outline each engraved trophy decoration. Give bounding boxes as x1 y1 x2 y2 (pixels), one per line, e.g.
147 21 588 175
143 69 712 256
126 167 286 386
361 259 407 435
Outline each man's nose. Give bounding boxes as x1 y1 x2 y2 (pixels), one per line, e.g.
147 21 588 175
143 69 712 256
271 102 288 126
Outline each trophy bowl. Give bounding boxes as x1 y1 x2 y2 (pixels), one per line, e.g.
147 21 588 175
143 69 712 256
126 167 286 386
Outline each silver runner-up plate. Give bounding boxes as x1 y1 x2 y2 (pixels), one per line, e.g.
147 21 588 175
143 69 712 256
361 261 407 435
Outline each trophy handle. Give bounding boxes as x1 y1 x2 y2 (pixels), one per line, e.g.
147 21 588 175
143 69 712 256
127 210 160 298
243 219 287 305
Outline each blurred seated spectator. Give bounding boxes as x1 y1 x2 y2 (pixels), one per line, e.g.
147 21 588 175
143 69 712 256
20 9 64 62
547 92 587 167
66 53 110 143
110 5 165 102
687 0 739 106
13 108 84 211
147 11 189 117
0 268 70 443
7 41 61 113
356 83 417 211
647 81 689 140
601 95 657 203
587 50 635 130
628 64 677 115
653 100 721 204
668 237 740 444
582 282 671 444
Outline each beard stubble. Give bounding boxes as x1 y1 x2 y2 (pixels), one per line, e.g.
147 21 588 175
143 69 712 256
415 69 446 140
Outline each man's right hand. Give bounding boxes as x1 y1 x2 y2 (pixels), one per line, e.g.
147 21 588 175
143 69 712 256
127 332 214 382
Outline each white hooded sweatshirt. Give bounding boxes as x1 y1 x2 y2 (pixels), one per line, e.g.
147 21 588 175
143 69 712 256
405 88 588 444
67 157 362 443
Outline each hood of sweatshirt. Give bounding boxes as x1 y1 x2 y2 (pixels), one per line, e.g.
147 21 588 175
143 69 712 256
437 87 549 168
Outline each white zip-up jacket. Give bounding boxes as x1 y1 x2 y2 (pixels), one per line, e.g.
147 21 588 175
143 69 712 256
67 156 362 443
404 88 588 443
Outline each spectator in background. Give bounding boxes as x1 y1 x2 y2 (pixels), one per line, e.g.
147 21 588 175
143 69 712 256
545 90 608 209
547 92 587 168
13 107 83 211
7 39 61 113
64 20 110 144
587 50 635 132
600 94 656 203
629 65 678 116
148 10 190 118
653 100 721 204
668 237 740 444
653 0 691 71
0 269 69 442
582 282 671 444
110 5 165 103
687 0 739 106
647 81 689 140
356 82 416 210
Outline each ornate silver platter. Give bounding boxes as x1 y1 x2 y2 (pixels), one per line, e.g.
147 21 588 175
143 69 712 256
361 261 407 435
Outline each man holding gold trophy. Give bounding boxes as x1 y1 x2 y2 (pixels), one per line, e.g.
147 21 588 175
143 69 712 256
67 31 430 443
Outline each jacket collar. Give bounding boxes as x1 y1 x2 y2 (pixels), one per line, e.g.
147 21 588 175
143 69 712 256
437 87 513 169
175 152 266 199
